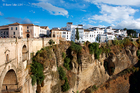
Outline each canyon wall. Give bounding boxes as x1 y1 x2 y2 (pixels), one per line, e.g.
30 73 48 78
32 40 139 93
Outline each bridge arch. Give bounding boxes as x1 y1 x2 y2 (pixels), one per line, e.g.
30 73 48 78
0 63 18 93
2 69 18 92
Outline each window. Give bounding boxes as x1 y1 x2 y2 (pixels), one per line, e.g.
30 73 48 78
11 27 13 30
6 54 9 62
21 27 22 30
13 32 15 35
6 32 8 35
53 34 55 37
27 26 29 29
16 27 17 30
63 32 66 34
27 30 29 32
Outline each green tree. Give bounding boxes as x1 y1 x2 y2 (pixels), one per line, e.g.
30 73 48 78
75 28 79 41
48 39 55 45
64 57 71 70
61 78 70 92
70 41 82 53
96 36 101 43
62 52 66 58
58 66 66 80
124 28 127 30
88 43 102 59
30 59 45 85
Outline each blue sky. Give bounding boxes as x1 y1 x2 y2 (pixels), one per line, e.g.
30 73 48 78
0 0 140 29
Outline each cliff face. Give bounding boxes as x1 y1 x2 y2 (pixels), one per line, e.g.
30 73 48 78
106 45 138 75
93 73 131 93
33 41 138 93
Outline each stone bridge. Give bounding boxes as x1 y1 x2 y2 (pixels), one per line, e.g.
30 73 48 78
0 38 59 93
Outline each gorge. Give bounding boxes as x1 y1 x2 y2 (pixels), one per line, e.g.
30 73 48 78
30 38 140 93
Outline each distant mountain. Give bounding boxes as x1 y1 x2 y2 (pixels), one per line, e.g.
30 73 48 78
132 29 140 33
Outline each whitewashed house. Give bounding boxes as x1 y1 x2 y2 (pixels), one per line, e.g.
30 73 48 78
51 22 128 43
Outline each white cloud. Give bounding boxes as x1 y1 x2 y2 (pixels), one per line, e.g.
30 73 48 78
22 19 32 24
88 5 138 24
5 17 32 24
29 10 35 13
87 4 140 29
37 0 86 9
85 0 140 6
83 24 105 29
0 12 3 16
32 2 68 16
2 0 5 2
81 10 86 12
113 19 140 29
34 21 40 23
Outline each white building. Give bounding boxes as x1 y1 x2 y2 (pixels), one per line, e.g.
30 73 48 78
51 22 128 43
66 22 84 42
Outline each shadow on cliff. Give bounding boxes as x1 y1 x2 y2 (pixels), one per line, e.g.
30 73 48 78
66 47 73 69
104 60 115 76
129 60 140 93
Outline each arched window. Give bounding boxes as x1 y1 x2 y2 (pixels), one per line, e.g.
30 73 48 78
22 45 27 61
6 54 9 62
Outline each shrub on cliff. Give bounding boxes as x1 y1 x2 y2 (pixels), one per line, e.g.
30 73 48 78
48 39 55 46
95 49 102 59
64 57 71 70
62 52 66 58
58 66 66 80
61 77 70 92
30 59 45 85
88 43 102 59
137 50 140 57
70 41 82 53
92 85 98 91
113 39 119 45
123 38 132 46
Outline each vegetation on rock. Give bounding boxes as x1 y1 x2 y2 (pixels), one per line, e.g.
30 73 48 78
58 66 66 80
61 77 70 92
70 41 82 53
88 42 102 59
64 57 71 70
58 66 70 92
48 39 55 46
30 57 45 86
137 50 140 57
62 52 66 58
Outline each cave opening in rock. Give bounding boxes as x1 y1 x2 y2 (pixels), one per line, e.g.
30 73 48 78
104 60 115 76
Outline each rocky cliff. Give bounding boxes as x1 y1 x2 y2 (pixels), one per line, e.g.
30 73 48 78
30 39 139 93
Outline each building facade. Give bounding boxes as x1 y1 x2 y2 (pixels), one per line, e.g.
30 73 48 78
0 23 49 38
